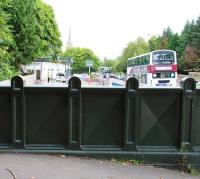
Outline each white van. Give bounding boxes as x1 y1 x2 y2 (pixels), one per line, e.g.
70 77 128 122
56 73 66 83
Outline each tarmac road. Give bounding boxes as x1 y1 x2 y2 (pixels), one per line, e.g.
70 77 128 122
0 153 199 179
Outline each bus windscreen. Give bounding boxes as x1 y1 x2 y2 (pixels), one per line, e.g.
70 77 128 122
152 51 175 64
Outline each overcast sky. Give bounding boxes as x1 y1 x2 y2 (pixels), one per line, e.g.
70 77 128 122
43 0 200 60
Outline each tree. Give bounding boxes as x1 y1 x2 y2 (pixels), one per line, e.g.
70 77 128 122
158 27 173 49
178 18 200 72
9 0 39 67
167 33 180 52
63 47 100 74
101 57 116 72
0 0 62 80
179 20 195 57
5 0 62 68
148 28 180 53
182 45 198 71
35 0 62 60
0 1 12 58
0 0 18 80
115 37 149 72
148 36 159 51
191 16 200 57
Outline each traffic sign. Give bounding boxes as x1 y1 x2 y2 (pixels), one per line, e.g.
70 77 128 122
86 60 93 67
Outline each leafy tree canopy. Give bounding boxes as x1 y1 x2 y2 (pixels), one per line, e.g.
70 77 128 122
63 47 100 74
101 57 116 71
114 37 149 72
0 0 18 80
0 0 62 80
178 17 200 72
35 0 62 60
148 36 159 51
2 0 62 68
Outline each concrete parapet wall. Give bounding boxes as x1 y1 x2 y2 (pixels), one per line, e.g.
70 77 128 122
0 79 10 86
23 74 35 86
0 74 35 86
189 72 200 81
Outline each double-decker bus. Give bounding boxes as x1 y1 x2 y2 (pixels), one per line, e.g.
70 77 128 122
127 50 177 87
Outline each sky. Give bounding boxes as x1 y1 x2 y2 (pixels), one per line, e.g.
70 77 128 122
43 0 200 60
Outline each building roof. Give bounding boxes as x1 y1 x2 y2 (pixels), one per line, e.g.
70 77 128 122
35 58 52 62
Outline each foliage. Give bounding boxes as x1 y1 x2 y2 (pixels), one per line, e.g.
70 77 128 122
168 33 180 52
112 158 143 166
148 36 159 51
63 47 100 74
8 0 62 67
115 37 149 72
148 27 180 52
0 0 62 81
123 37 149 60
178 17 200 72
0 63 19 81
9 0 39 67
192 17 200 57
102 57 116 72
34 0 62 60
102 57 115 67
0 0 17 80
158 27 173 49
113 56 125 73
177 155 200 176
190 168 200 176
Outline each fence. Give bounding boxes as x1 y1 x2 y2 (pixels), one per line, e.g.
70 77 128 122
0 76 200 167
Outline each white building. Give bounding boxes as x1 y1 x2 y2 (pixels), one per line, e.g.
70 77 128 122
21 58 71 83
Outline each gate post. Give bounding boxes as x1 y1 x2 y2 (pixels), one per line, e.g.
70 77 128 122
180 77 196 151
68 77 81 149
11 76 25 148
123 77 139 150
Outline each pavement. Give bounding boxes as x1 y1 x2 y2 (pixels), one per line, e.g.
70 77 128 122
0 153 199 179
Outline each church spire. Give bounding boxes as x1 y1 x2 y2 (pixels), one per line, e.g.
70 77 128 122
66 27 72 49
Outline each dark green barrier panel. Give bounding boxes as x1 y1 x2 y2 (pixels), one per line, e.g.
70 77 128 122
191 89 200 151
68 77 81 149
25 87 68 148
124 77 139 150
11 76 25 148
81 88 124 150
137 89 182 150
180 77 196 151
0 87 11 147
0 76 200 167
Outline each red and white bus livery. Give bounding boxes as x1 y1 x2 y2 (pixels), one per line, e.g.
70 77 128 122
127 50 177 87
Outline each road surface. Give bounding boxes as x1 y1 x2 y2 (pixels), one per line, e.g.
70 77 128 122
0 153 198 179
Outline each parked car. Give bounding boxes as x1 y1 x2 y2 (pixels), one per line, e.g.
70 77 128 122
56 73 66 83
